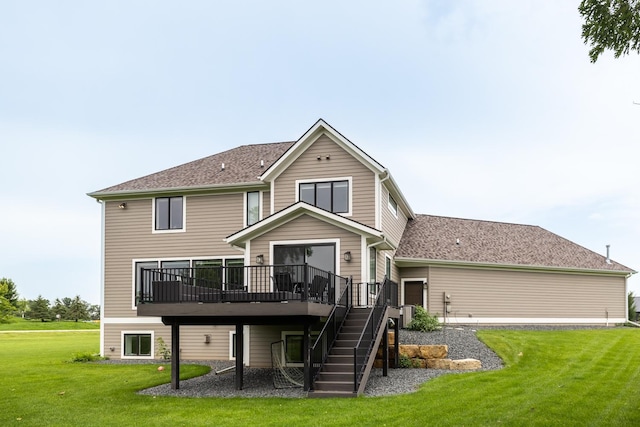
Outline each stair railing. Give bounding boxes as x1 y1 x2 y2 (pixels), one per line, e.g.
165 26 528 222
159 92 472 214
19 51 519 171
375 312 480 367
308 276 352 390
352 277 393 393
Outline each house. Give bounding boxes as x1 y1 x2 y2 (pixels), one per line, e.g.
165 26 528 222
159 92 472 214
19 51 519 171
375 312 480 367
88 119 635 396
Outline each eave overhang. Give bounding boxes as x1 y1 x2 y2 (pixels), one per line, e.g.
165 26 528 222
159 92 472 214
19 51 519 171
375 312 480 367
87 181 268 200
394 257 636 277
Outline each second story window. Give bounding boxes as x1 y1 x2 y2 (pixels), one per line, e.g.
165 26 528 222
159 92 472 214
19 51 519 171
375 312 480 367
388 193 398 217
155 196 183 230
299 180 349 213
246 191 259 226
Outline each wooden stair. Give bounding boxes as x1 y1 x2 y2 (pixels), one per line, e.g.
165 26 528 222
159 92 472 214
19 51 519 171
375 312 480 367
308 307 388 398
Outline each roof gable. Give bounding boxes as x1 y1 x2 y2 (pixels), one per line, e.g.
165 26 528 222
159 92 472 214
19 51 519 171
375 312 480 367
225 201 393 249
259 119 385 182
396 214 634 274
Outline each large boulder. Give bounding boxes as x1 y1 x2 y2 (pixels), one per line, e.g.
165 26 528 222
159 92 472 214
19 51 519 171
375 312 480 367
450 358 482 370
419 345 448 359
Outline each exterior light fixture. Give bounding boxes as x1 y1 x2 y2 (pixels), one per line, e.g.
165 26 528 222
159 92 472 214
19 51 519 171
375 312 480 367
256 254 264 265
118 202 127 209
343 251 351 262
204 334 211 344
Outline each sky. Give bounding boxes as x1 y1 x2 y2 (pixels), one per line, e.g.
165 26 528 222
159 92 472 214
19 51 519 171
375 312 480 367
0 1 638 306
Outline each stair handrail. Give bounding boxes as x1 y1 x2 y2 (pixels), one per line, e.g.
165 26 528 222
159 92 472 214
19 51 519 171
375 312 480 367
352 277 391 393
308 276 352 390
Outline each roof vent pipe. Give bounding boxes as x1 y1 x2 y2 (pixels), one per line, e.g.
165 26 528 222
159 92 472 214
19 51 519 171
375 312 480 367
606 244 611 264
260 160 264 168
221 162 225 171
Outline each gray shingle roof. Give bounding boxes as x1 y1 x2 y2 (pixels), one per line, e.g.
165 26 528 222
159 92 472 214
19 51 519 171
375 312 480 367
396 214 634 273
90 141 295 195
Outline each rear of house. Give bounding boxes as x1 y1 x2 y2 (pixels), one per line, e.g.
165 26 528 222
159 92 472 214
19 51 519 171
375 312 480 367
88 119 634 393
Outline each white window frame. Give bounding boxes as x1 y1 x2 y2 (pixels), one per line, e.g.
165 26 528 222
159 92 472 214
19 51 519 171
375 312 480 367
121 330 154 360
229 327 251 363
152 196 187 234
387 192 398 218
295 177 352 216
244 191 261 227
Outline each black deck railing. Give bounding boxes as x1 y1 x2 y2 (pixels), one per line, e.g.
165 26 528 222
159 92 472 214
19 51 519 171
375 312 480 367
352 277 396 392
351 280 398 308
309 280 352 389
137 264 346 304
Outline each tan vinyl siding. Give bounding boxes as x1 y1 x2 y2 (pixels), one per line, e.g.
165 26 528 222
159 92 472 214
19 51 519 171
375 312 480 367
380 186 409 247
103 194 244 317
103 323 235 360
249 325 286 367
273 134 376 226
419 266 626 320
249 214 362 281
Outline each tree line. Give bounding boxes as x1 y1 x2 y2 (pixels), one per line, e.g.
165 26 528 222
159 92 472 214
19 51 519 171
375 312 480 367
0 277 100 323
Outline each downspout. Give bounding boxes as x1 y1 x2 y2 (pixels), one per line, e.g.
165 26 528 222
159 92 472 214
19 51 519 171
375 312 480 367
377 171 391 230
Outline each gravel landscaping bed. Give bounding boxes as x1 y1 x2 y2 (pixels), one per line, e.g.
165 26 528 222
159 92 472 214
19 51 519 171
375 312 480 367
129 325 611 398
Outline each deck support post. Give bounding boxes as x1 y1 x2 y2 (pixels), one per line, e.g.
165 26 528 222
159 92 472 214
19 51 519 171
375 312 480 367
382 321 389 377
303 322 311 391
235 323 244 390
394 316 400 369
171 322 180 390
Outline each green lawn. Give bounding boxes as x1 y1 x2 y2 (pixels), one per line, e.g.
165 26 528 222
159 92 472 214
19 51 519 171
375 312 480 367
1 329 639 426
0 317 100 330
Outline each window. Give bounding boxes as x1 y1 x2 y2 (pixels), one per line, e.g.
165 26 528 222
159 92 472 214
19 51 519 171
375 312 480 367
246 192 260 226
135 261 158 304
385 256 392 280
299 180 349 213
123 333 152 358
229 331 237 360
388 193 398 217
369 247 377 283
155 196 183 230
225 259 245 290
133 258 243 307
281 331 321 366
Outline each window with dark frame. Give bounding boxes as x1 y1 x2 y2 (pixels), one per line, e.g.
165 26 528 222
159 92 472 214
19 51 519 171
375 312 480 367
299 180 348 213
155 196 183 230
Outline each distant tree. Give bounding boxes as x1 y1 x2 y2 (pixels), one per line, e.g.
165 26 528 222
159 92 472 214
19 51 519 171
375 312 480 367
579 0 640 62
0 277 18 307
88 304 101 321
67 296 90 322
14 298 28 318
0 279 19 323
629 291 637 321
28 295 51 322
51 298 69 320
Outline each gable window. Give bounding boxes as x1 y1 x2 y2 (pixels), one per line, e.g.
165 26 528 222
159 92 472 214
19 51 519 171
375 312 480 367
246 191 259 226
388 193 398 217
155 196 184 230
299 180 349 213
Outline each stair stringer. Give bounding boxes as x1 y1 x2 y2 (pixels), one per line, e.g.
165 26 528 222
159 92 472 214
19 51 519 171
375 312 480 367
355 306 390 396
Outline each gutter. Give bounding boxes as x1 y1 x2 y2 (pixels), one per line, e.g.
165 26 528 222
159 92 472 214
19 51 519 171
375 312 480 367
393 257 635 276
88 181 267 199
